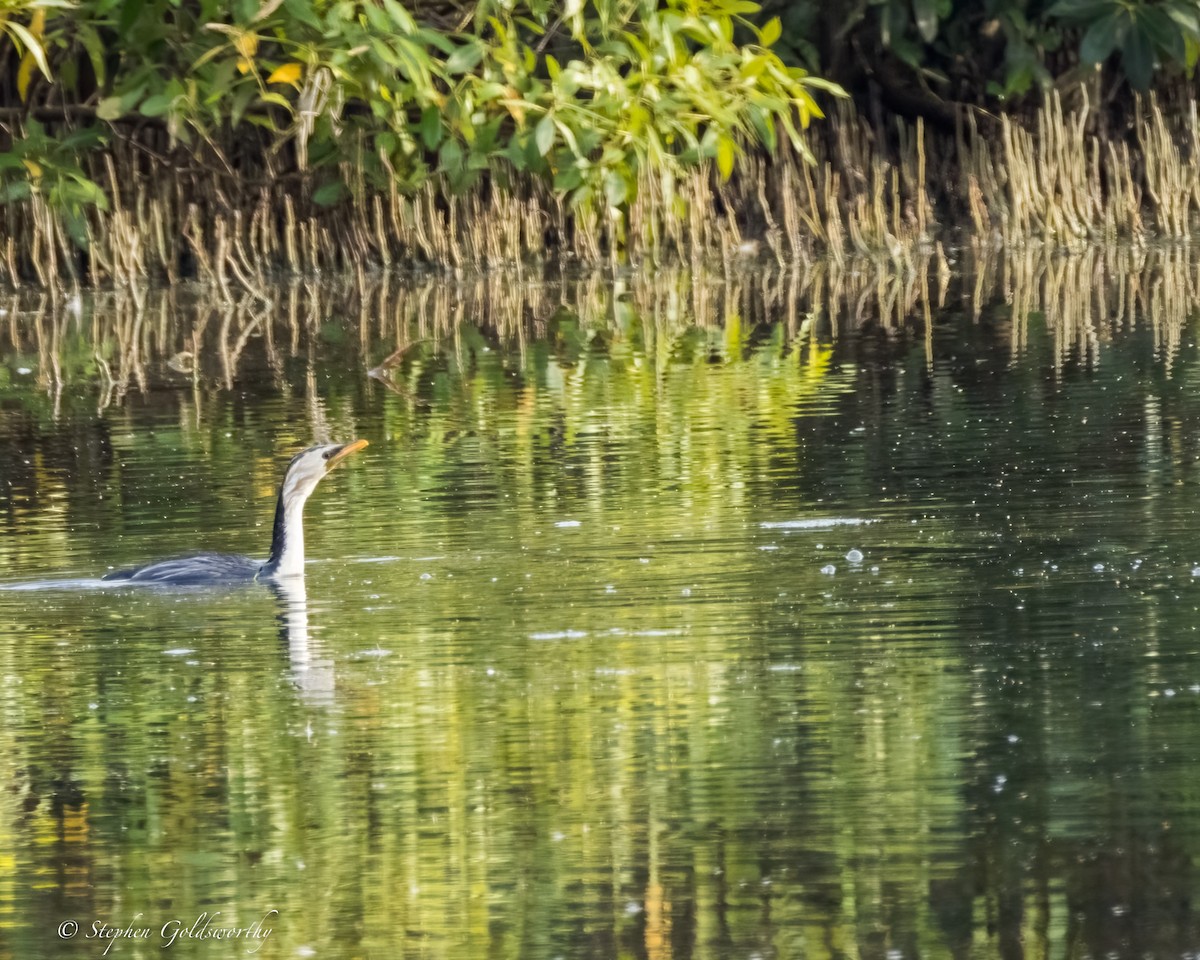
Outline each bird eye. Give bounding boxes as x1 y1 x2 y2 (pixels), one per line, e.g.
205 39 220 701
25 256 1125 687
322 451 332 460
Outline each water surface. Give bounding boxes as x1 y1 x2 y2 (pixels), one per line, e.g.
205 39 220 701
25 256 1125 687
3 256 1200 958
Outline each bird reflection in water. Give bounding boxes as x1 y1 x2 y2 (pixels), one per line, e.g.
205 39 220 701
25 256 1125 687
269 576 336 706
89 439 370 703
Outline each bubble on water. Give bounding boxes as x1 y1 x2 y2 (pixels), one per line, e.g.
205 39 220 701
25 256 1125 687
820 564 836 575
16 367 30 375
681 587 692 597
1093 563 1105 572
555 520 581 528
845 549 864 563
419 572 433 580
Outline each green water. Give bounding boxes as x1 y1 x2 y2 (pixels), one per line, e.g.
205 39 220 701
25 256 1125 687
4 261 1200 958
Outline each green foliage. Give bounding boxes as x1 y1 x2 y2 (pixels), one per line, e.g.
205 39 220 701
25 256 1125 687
445 0 840 208
0 121 107 244
1048 0 1200 89
769 0 1200 104
3 0 842 241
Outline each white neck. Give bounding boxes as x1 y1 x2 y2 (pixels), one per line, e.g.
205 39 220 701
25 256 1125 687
264 482 314 580
272 499 307 578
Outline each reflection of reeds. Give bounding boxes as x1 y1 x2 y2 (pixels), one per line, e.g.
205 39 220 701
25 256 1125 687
5 95 1200 288
3 247 1198 410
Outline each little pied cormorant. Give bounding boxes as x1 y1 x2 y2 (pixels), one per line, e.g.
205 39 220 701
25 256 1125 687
101 440 368 586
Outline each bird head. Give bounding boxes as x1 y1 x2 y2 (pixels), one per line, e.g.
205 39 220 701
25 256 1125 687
280 439 369 506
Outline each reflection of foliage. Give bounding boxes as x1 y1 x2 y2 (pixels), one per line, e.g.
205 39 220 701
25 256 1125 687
7 260 1200 958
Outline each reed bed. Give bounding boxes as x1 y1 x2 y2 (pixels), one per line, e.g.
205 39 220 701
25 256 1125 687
2 92 1200 290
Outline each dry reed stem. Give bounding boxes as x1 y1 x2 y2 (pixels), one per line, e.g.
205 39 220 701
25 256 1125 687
3 91 1200 292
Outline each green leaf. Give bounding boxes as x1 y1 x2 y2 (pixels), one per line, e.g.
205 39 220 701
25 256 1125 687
381 0 416 32
603 170 627 207
230 83 256 128
7 21 49 78
1165 1 1200 38
312 180 347 205
535 114 555 156
117 83 148 114
438 138 463 173
716 134 735 180
65 175 108 211
118 0 146 36
258 91 293 112
747 104 776 151
569 184 593 209
1046 0 1110 19
887 32 924 67
553 165 584 192
473 117 503 154
914 0 939 42
760 16 781 46
59 59 77 94
63 210 90 250
282 0 323 30
77 24 107 87
96 96 124 121
376 131 397 155
0 180 32 204
445 41 483 75
1122 22 1156 89
1079 9 1126 63
1138 7 1185 63
419 107 442 150
139 93 173 117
